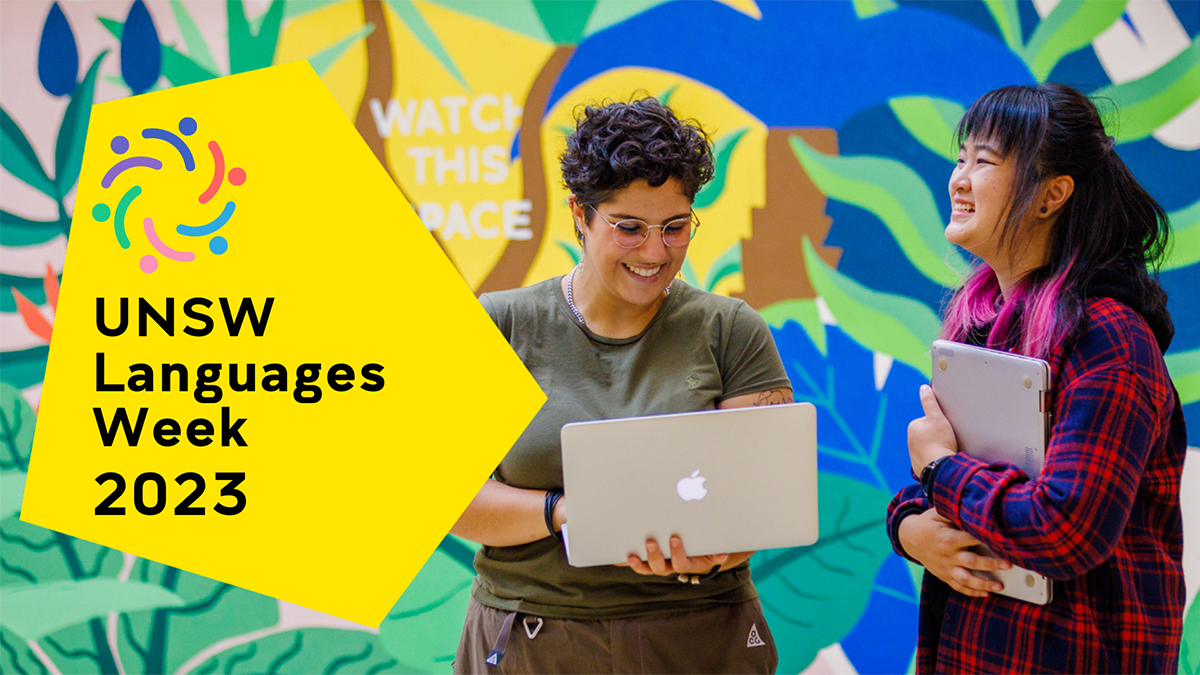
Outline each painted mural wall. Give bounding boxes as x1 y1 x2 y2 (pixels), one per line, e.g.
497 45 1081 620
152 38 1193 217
2 1 1197 673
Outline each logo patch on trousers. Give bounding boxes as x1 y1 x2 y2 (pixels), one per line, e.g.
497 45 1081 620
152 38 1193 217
747 623 766 648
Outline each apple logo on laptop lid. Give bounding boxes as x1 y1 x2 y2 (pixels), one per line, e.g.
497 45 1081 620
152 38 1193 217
677 470 708 501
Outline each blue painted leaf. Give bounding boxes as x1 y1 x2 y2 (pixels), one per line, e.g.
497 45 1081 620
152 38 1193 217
99 16 217 87
770 321 925 494
766 320 928 673
0 107 56 197
38 2 79 97
121 0 162 95
55 51 108 199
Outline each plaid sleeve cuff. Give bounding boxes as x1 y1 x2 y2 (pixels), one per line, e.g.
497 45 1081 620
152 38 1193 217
888 501 928 562
928 452 988 526
886 483 929 563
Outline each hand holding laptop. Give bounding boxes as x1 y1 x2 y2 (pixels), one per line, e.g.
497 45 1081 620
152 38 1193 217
617 535 738 576
907 385 958 477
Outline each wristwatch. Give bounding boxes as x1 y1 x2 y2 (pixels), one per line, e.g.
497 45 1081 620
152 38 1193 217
919 456 948 500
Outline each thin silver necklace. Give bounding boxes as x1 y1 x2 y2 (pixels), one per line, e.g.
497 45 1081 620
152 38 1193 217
566 264 670 326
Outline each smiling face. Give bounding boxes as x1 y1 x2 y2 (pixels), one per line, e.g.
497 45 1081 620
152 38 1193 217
946 137 1018 266
572 177 692 312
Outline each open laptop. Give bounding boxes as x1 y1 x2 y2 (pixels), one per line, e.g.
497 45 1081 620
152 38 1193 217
930 339 1053 605
559 403 819 568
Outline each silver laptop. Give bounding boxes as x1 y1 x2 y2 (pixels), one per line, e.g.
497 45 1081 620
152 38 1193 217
930 339 1052 605
559 403 819 568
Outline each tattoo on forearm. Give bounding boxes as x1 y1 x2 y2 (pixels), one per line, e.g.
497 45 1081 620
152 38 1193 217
753 388 793 406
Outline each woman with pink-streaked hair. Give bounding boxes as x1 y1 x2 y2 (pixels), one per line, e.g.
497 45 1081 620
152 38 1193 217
889 83 1186 674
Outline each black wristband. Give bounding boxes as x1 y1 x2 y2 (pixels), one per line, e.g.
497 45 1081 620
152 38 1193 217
544 490 563 541
919 457 948 500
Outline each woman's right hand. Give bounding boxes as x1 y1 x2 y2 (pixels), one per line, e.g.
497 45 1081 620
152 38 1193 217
898 508 1010 598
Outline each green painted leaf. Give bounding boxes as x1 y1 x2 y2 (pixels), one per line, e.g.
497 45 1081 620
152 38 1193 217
1163 199 1200 271
0 627 44 675
192 629 401 674
802 237 941 378
0 473 26 521
1023 0 1127 81
1165 348 1200 406
852 0 898 19
888 96 964 163
0 210 68 246
532 0 596 44
752 472 893 674
226 0 284 73
228 0 255 73
377 547 475 672
55 51 108 199
284 0 348 20
307 23 376 76
0 382 35 474
759 299 827 355
702 240 742 292
116 561 279 674
658 83 679 107
0 347 47 392
1182 600 1200 674
422 1 550 43
1 107 56 198
983 0 1023 53
693 127 749 209
2 271 60 312
583 0 673 37
790 135 968 287
0 581 184 641
555 239 581 266
251 0 286 70
1096 36 1200 145
678 258 701 288
386 0 472 92
170 0 220 74
162 44 222 86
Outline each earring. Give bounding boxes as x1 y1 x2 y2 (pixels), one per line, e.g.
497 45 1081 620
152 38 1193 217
1040 206 1048 214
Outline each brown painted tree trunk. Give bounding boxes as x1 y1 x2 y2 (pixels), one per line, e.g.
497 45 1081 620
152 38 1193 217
474 45 575 295
354 0 453 263
734 127 842 309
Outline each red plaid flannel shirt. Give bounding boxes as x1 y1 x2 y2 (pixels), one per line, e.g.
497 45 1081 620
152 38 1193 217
888 298 1187 674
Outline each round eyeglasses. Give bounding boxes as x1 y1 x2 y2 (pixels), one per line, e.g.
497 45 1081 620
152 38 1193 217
588 207 700 248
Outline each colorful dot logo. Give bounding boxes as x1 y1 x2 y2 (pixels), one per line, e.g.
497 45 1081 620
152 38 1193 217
89 117 246 273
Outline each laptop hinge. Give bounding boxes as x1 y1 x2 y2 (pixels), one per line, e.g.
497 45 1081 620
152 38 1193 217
1039 390 1052 413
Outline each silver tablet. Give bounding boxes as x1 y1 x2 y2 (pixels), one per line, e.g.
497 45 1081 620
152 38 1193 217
930 339 1052 605
560 403 819 568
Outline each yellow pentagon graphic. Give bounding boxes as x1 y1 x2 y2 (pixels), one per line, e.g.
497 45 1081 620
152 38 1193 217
20 61 545 628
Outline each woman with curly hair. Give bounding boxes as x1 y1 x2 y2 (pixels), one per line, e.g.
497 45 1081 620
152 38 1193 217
889 83 1186 674
450 97 792 674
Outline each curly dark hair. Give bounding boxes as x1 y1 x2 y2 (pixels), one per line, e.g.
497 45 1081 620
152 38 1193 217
560 97 714 217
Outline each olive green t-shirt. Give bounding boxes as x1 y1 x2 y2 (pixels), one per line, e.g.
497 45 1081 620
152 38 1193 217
473 277 792 619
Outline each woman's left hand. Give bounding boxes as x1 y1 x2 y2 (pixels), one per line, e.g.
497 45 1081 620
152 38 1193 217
620 536 729 576
909 385 959 477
